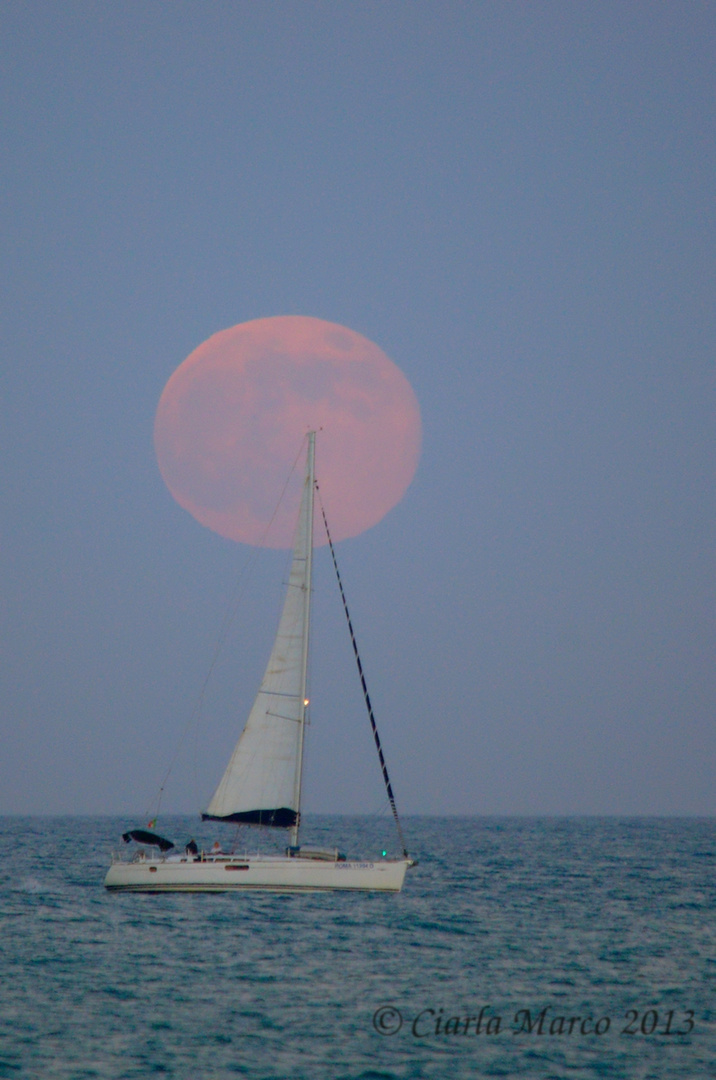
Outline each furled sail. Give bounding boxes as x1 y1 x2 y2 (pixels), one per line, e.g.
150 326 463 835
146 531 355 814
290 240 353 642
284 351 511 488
203 438 314 828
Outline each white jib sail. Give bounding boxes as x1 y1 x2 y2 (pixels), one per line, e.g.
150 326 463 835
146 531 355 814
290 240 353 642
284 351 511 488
204 438 314 824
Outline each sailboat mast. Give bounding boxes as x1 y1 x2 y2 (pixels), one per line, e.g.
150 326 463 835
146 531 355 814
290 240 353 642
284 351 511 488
291 431 315 847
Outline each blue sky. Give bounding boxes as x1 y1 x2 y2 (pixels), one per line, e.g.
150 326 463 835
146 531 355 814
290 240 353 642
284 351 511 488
1 2 714 816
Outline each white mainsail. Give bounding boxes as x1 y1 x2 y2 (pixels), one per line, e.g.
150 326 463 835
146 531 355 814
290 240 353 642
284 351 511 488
203 435 314 829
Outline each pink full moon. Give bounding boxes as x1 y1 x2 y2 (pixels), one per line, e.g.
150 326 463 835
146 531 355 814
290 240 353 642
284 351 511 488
154 316 422 547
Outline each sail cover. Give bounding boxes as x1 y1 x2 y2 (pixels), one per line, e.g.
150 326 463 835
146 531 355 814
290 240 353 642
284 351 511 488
203 453 313 828
122 829 175 852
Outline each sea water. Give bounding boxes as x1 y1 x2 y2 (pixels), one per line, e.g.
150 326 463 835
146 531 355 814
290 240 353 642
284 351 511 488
0 817 713 1079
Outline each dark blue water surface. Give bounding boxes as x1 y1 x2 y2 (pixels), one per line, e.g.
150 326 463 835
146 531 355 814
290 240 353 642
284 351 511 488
0 817 713 1079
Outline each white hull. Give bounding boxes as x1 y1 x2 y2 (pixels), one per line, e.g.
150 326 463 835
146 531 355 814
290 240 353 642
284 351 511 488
104 853 410 893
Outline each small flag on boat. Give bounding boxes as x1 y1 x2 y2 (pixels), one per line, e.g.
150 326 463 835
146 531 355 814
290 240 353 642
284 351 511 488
147 818 157 829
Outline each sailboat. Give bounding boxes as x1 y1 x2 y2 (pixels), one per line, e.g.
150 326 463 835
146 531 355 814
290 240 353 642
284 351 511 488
105 432 414 892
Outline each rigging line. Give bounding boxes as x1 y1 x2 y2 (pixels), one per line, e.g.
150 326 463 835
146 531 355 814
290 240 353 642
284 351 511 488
315 482 410 860
154 437 308 824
